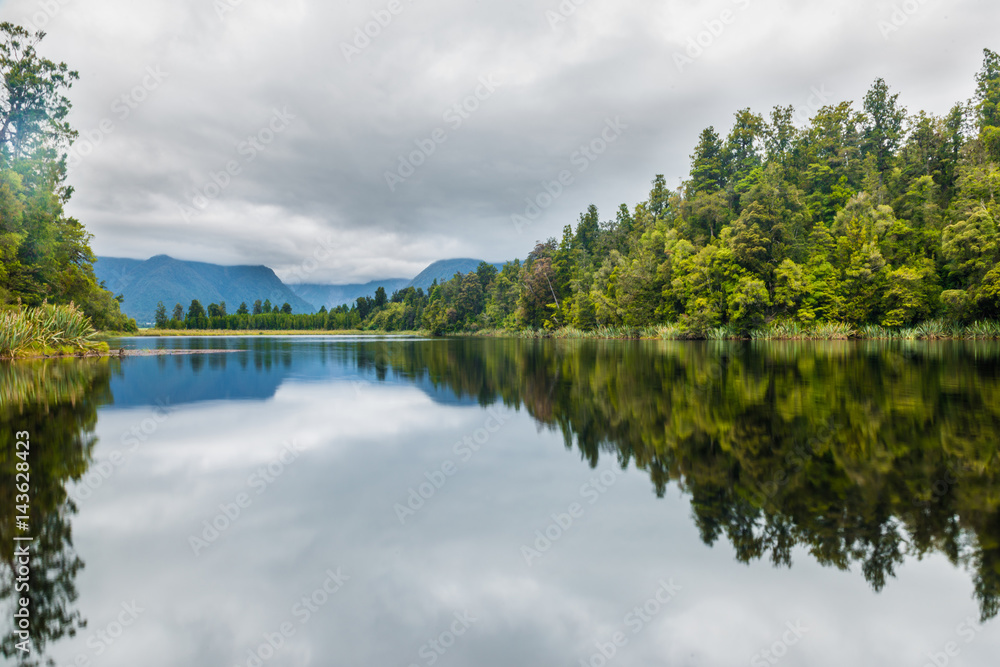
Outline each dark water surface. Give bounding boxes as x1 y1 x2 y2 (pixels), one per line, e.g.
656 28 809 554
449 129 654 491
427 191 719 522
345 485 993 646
2 336 999 666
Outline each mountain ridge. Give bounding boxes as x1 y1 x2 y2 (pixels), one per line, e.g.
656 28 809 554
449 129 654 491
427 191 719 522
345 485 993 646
95 255 508 325
288 258 505 309
95 255 316 325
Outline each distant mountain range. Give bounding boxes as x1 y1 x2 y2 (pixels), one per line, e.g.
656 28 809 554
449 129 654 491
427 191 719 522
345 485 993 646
95 255 317 325
290 258 504 309
95 255 504 326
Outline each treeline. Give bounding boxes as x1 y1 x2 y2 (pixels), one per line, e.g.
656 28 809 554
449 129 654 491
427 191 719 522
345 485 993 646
0 24 135 331
160 49 1000 337
152 296 363 331
372 48 1000 336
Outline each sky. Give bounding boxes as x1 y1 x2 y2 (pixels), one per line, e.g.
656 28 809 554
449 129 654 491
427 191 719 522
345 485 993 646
0 0 997 284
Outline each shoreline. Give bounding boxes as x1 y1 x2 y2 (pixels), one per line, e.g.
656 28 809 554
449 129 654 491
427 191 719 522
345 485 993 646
2 348 243 361
107 329 425 337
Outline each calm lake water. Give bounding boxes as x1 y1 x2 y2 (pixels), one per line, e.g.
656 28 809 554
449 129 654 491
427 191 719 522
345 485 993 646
2 336 1000 666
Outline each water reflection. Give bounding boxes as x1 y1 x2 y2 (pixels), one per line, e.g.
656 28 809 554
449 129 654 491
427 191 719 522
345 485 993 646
356 339 1000 620
3 338 1000 664
116 337 1000 621
0 359 116 664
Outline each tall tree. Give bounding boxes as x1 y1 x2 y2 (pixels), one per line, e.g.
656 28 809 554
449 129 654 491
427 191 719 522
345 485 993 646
575 204 600 254
154 301 168 328
0 23 133 330
724 108 765 190
975 48 1000 131
687 127 726 196
862 78 906 174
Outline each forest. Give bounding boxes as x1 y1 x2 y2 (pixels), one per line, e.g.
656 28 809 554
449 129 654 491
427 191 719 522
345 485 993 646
8 20 998 339
312 48 1000 338
0 24 135 331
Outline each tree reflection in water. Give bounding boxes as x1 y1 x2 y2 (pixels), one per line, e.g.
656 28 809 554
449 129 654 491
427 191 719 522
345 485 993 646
1 359 116 665
355 338 1000 621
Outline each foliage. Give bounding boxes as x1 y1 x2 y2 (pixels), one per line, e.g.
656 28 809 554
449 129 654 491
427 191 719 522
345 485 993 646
147 52 1000 340
0 23 134 332
0 302 101 358
321 51 1000 337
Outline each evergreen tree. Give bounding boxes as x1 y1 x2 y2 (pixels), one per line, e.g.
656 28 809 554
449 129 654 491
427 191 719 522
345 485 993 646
0 23 134 330
154 301 168 328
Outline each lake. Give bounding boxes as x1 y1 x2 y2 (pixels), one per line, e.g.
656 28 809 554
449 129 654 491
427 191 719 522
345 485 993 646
2 336 999 666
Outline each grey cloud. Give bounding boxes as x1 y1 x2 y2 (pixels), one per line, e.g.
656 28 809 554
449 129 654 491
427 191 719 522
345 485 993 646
2 0 997 282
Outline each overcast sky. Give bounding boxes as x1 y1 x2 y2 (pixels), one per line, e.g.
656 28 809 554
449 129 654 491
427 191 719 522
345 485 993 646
0 0 996 283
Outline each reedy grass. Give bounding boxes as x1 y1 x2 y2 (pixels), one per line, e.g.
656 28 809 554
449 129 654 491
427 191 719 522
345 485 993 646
0 303 101 358
133 320 1000 342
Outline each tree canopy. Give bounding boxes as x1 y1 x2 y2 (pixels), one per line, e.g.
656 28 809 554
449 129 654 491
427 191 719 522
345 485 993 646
0 23 134 330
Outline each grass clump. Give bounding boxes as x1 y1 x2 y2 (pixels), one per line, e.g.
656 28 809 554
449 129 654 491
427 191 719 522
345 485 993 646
0 303 101 359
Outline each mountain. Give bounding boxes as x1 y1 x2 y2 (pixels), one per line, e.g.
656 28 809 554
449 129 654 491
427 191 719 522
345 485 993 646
94 255 316 326
290 258 505 309
407 258 503 290
290 278 410 311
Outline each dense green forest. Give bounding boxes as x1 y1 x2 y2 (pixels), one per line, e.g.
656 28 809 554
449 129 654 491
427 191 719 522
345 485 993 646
223 47 993 338
160 49 1000 337
407 48 1000 336
0 23 135 331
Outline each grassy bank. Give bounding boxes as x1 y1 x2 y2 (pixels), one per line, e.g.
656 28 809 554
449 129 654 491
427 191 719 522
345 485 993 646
112 328 426 337
0 304 109 359
469 320 1000 341
96 322 1000 343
